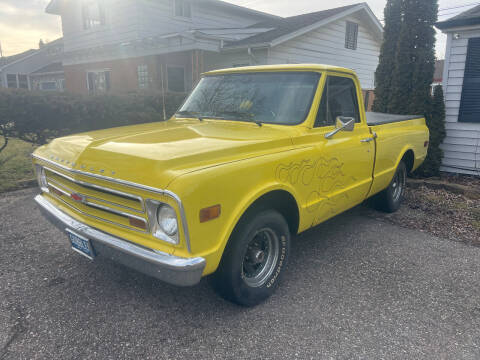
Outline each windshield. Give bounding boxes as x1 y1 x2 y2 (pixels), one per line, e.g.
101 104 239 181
177 72 321 125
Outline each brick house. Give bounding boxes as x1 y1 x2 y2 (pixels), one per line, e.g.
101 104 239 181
46 0 382 102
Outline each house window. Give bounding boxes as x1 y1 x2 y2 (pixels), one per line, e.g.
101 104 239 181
82 0 105 30
87 70 111 95
167 66 185 92
137 64 149 89
40 81 57 91
18 75 28 89
6 74 17 88
174 0 191 18
345 21 358 50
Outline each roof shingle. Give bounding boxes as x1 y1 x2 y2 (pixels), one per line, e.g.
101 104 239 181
31 62 63 74
436 5 480 30
226 3 362 47
0 49 37 68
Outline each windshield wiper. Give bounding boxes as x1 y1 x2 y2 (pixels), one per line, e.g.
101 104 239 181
175 111 204 121
214 111 262 127
177 111 263 126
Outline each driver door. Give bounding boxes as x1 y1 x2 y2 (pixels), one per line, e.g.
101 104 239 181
298 73 375 226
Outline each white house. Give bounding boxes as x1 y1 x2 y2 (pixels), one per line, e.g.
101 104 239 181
436 6 480 175
45 0 382 104
0 39 65 92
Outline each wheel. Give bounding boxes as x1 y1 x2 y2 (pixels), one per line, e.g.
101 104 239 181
210 210 290 307
372 160 407 213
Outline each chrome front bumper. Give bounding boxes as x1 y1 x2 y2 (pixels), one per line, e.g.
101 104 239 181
35 194 206 286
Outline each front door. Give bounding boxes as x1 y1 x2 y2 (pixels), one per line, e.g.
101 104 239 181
296 73 375 227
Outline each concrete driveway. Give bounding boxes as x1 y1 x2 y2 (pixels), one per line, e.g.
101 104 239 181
1 188 479 359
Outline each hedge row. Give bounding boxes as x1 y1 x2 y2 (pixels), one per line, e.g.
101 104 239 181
0 89 186 146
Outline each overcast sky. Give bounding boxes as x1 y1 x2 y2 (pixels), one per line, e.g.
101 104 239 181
0 0 476 58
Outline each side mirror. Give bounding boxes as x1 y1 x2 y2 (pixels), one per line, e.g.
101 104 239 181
325 116 355 139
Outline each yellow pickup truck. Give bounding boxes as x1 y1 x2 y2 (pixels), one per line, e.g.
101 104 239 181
33 64 429 306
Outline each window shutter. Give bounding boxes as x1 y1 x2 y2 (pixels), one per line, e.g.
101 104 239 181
459 37 480 123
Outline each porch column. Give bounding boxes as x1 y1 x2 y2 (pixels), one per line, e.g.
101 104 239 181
191 50 204 88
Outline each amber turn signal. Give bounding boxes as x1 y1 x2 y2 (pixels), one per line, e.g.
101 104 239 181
200 204 221 223
129 217 147 230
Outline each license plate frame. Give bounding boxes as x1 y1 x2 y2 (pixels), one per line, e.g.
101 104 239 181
66 229 95 260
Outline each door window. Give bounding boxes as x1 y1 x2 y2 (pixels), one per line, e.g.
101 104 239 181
315 76 360 127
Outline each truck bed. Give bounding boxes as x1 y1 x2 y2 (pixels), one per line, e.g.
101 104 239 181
366 112 422 126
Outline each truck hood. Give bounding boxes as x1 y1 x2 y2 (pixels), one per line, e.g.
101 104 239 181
34 118 297 189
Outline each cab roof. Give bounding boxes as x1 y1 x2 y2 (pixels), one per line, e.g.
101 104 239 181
203 64 356 76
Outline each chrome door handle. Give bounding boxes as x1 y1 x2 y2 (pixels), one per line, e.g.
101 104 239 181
361 137 375 142
360 132 377 143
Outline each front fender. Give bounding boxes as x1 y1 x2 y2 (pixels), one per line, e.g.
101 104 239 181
166 151 305 276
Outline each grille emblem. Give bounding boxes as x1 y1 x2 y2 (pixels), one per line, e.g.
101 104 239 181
71 193 85 203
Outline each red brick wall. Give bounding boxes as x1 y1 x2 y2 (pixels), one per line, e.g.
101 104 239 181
64 52 195 95
64 56 160 95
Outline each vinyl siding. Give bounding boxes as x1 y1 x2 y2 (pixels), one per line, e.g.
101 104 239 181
441 29 480 175
0 44 63 89
203 49 268 71
267 15 380 89
61 0 268 53
138 1 267 39
61 0 141 53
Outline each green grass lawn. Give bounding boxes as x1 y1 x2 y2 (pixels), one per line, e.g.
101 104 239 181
0 138 37 193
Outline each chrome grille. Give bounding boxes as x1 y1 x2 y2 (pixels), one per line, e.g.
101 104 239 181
43 166 148 232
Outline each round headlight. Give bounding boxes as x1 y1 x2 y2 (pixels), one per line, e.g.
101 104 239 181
157 205 178 236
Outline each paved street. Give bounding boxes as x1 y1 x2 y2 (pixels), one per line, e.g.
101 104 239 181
1 188 479 359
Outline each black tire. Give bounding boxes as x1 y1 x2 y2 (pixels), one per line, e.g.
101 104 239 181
372 160 407 213
210 210 290 307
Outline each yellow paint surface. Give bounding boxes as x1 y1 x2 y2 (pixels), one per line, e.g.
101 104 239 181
33 64 428 276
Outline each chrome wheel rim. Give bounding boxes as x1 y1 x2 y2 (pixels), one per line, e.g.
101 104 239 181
242 228 280 287
391 167 406 202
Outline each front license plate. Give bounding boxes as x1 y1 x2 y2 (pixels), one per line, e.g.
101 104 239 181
67 230 95 260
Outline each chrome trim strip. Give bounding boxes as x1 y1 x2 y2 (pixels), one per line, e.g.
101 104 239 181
35 194 205 286
50 192 149 234
48 181 70 197
48 180 147 226
48 177 144 214
83 200 147 223
34 154 192 253
44 165 144 206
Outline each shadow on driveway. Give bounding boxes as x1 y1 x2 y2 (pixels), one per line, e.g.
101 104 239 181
1 188 479 359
